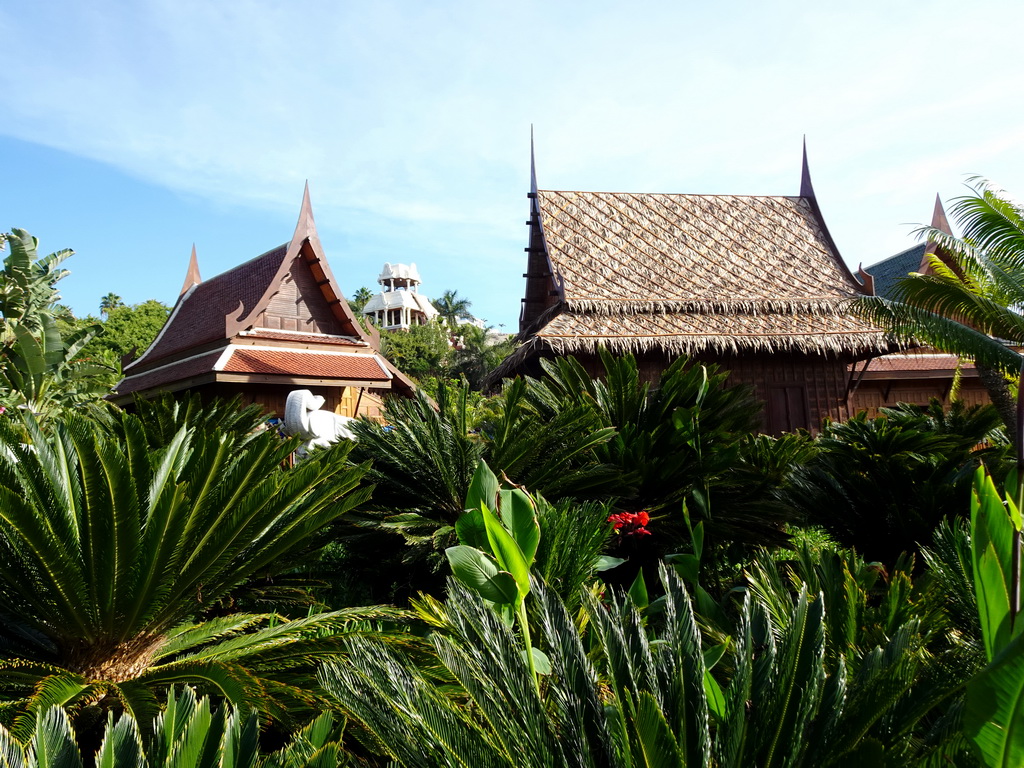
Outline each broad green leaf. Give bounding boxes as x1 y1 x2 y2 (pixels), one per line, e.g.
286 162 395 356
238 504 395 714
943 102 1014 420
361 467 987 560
502 489 540 567
520 647 551 675
972 468 1017 660
445 546 518 604
454 508 487 549
965 631 1024 767
596 556 626 572
704 671 726 723
628 569 649 610
703 643 728 671
481 504 531 598
465 460 499 514
666 553 701 585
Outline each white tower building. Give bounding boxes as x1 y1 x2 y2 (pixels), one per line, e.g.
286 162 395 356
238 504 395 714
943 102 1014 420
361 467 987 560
362 262 440 330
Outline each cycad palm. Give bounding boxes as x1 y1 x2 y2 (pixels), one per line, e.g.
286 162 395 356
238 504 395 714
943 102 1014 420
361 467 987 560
322 562 965 767
0 407 410 728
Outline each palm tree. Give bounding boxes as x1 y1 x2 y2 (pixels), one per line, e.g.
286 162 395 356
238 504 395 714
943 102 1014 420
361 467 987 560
349 286 374 313
0 407 411 727
99 292 123 315
857 177 1024 648
858 178 1024 435
432 290 472 326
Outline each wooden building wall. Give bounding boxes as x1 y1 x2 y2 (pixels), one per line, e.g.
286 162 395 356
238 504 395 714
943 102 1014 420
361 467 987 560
192 382 387 421
252 259 345 335
572 350 853 435
847 378 990 418
715 353 852 434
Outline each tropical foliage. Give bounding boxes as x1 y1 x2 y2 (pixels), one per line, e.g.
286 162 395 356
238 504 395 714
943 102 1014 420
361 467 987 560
857 178 1024 434
5 213 1024 766
783 401 1008 564
0 407 413 729
0 230 113 414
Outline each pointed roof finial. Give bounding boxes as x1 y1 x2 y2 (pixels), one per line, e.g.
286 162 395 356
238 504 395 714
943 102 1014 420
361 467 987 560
180 244 202 296
530 125 538 197
930 193 952 236
288 180 322 256
800 136 815 199
921 194 956 273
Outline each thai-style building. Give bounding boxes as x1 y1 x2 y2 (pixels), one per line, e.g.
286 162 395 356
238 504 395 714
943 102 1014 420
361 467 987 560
362 262 440 329
492 143 895 434
113 185 415 419
846 196 990 416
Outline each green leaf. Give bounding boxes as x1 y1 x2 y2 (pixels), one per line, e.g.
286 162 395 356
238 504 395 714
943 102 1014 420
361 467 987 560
502 489 540 567
521 647 551 675
481 504 531 599
972 467 1017 660
704 670 726 723
633 691 684 768
465 460 499 514
703 643 728 671
666 553 701 585
965 631 1024 767
596 556 626 572
454 508 487 549
628 569 649 610
445 546 518 604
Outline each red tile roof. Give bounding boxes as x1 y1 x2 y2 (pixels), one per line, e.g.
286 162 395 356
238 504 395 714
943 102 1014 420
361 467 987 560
221 348 391 380
862 354 974 373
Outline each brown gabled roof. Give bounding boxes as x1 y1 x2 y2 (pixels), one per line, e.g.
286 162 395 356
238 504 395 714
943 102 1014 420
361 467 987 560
239 329 365 346
223 348 391 380
117 184 416 401
125 183 375 374
117 345 394 397
863 353 973 373
128 245 287 369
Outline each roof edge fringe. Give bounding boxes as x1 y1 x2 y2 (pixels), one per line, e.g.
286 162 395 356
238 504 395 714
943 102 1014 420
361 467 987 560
540 332 892 358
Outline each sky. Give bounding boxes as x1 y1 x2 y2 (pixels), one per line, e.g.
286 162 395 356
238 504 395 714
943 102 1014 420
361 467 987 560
2 0 1023 331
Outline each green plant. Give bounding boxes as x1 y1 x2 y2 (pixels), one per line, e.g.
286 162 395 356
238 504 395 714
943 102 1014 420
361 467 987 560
0 407 413 728
324 559 966 767
857 179 1024 436
445 461 547 689
963 467 1024 765
784 412 995 564
0 686 355 767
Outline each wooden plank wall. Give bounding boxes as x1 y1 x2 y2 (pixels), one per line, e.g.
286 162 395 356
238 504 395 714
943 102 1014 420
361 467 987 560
715 353 851 433
580 351 850 434
848 379 990 418
253 259 345 335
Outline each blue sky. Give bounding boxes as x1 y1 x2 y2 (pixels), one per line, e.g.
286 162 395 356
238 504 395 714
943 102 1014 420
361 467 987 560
2 0 1023 331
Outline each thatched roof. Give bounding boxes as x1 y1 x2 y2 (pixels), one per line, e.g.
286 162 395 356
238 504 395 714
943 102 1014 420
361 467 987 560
506 183 890 368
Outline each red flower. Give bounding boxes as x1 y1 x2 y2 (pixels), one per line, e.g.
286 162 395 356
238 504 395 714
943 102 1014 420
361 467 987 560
607 510 652 539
